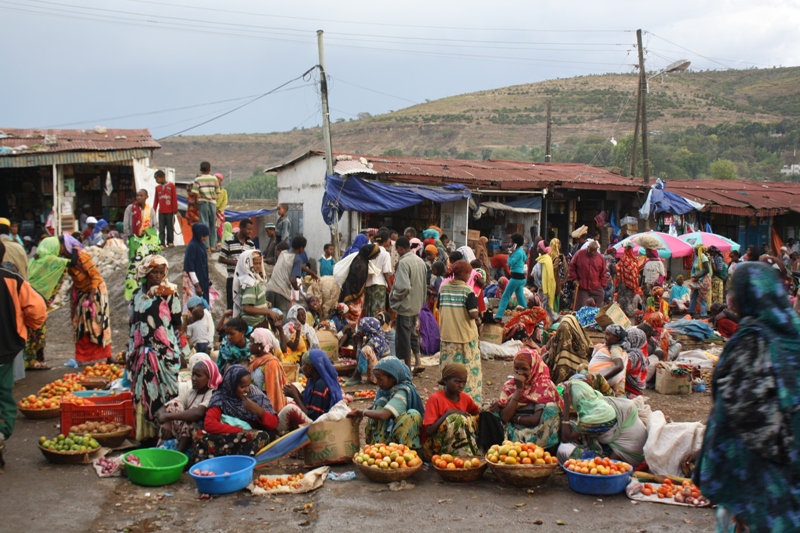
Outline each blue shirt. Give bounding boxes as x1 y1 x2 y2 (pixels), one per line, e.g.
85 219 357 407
319 256 336 277
508 247 528 274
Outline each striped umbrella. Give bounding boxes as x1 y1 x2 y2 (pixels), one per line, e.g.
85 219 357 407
678 231 741 253
613 231 695 259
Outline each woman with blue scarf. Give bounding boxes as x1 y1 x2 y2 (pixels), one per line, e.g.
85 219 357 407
494 233 528 320
347 316 391 385
694 262 800 533
279 349 344 432
348 356 425 449
87 219 108 247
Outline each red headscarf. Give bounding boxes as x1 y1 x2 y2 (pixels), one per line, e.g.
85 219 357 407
499 347 563 409
618 246 641 292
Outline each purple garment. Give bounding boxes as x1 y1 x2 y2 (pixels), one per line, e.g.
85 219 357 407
418 303 441 355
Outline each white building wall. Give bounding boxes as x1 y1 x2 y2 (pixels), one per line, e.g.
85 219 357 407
276 155 351 260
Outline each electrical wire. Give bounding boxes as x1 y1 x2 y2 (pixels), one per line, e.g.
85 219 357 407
156 66 317 140
646 31 734 70
330 77 420 105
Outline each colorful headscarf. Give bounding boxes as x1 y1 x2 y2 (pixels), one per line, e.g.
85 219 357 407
618 245 640 291
549 238 562 262
251 327 279 352
187 295 210 310
192 355 222 390
359 317 390 359
373 356 425 415
605 324 628 345
28 236 68 300
424 244 438 258
569 380 617 426
135 255 176 296
499 347 563 409
208 364 275 423
233 249 266 317
694 244 708 272
301 349 343 406
61 233 82 253
624 327 647 398
345 233 369 257
438 363 468 386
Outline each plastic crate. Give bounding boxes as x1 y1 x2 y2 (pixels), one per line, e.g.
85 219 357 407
61 391 135 438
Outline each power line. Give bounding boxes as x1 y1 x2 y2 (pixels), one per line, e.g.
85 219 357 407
156 66 317 140
646 31 734 70
648 48 771 68
330 77 420 105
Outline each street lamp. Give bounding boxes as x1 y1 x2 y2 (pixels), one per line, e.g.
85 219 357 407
647 59 691 93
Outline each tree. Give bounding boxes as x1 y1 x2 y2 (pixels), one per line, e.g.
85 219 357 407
226 168 278 200
710 159 737 180
674 147 709 178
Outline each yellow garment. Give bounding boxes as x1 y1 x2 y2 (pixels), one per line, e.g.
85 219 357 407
141 204 153 231
536 253 556 310
216 188 228 212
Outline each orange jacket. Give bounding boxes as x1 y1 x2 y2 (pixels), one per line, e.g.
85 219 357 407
0 267 47 364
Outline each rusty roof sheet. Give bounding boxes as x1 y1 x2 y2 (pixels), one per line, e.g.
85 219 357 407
0 128 160 157
668 179 800 216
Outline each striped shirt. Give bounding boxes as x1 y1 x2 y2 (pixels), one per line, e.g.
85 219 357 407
220 236 255 276
68 250 104 293
192 174 220 203
438 280 479 343
240 283 268 327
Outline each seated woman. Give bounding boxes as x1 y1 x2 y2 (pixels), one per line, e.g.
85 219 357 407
644 286 670 322
541 315 593 384
347 357 425 450
558 379 647 467
248 328 288 413
669 275 691 314
216 316 251 373
279 349 344 432
194 364 278 460
587 325 628 397
709 302 739 339
624 327 648 399
489 346 562 449
347 317 391 386
422 363 481 460
157 354 221 453
306 295 323 328
282 305 320 364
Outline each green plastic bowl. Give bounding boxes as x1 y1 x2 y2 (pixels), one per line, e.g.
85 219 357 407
122 448 188 486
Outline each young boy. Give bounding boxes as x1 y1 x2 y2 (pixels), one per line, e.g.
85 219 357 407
184 300 215 354
318 243 336 277
154 170 177 247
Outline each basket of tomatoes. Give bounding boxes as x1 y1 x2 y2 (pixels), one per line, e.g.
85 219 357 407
432 454 487 483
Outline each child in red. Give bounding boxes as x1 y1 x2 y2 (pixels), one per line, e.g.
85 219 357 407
154 170 177 247
422 363 481 460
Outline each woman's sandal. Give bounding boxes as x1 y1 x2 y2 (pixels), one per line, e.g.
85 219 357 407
412 366 426 375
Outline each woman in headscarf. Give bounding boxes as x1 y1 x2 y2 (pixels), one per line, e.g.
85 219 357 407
124 227 162 300
221 221 233 244
156 354 221 453
194 364 277 460
688 244 711 318
708 245 727 306
559 379 647 466
183 223 211 313
489 346 563 449
549 238 568 312
345 233 369 257
422 363 481 460
439 260 482 403
233 249 280 329
282 305 319 364
457 245 476 264
473 236 491 278
248 328 287 412
587 324 629 397
217 316 251 372
348 356 425 449
24 236 69 370
644 285 670 322
280 349 344 432
535 240 556 310
58 234 112 364
624 327 648 399
87 219 108 247
616 242 641 317
338 243 380 325
694 262 800 533
669 275 691 314
347 316 390 385
128 255 185 442
641 248 666 297
215 173 228 244
541 315 593 384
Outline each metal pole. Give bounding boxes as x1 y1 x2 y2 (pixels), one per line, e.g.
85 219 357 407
631 29 643 177
544 99 552 162
637 29 650 184
317 30 340 259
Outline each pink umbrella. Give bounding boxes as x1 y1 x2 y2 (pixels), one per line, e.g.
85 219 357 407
678 232 740 253
612 231 694 259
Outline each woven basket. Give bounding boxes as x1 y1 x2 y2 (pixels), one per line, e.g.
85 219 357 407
75 425 132 448
334 363 357 377
487 459 558 487
38 444 101 465
433 458 488 483
353 457 422 483
80 378 109 390
18 406 61 420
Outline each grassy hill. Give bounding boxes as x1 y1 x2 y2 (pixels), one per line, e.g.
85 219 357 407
154 66 800 182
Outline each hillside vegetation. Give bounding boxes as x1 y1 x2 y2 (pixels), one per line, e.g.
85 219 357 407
155 66 800 186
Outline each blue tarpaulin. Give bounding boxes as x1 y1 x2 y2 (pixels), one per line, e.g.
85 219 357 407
639 179 705 218
177 195 276 222
322 174 471 225
505 196 542 210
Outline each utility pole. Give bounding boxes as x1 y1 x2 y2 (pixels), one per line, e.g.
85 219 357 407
630 56 641 177
636 29 650 184
317 30 339 258
544 99 552 162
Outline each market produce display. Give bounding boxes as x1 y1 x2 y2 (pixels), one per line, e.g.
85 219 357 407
79 362 124 381
18 394 61 410
125 453 142 466
192 468 227 477
354 443 422 469
432 454 482 470
641 479 708 505
38 376 85 398
254 473 305 490
40 433 100 452
68 420 127 435
486 441 558 466
96 456 120 475
564 457 632 475
352 390 376 399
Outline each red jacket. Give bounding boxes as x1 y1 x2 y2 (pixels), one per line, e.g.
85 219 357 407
155 182 178 214
568 248 608 291
203 406 278 435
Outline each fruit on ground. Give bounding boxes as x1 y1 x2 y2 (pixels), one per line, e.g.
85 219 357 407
355 443 421 469
486 441 557 466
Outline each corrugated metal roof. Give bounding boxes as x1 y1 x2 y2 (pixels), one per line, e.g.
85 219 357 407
0 148 157 169
668 179 800 217
0 128 160 158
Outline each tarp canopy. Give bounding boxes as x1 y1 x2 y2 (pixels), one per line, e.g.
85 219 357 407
480 196 542 213
322 174 471 225
639 179 705 218
177 195 276 222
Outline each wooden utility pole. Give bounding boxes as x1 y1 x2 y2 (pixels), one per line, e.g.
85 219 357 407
630 60 642 176
545 99 552 162
636 29 650 183
317 30 339 258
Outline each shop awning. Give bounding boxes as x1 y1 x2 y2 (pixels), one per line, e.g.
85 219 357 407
322 174 471 225
480 198 541 213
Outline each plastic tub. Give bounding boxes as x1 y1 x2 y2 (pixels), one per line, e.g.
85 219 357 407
189 456 256 494
71 390 115 398
565 461 632 495
123 449 188 486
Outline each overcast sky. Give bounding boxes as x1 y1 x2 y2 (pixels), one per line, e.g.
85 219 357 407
1 0 798 139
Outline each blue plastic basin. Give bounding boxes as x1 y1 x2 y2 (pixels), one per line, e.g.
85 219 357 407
72 390 115 397
565 460 632 495
189 455 256 494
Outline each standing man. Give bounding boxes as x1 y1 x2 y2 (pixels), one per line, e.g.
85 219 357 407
0 218 28 279
219 218 255 311
364 230 393 318
123 189 156 241
0 240 47 471
274 204 291 244
192 161 220 250
390 236 427 371
264 235 306 315
568 241 608 312
262 223 277 266
154 170 177 247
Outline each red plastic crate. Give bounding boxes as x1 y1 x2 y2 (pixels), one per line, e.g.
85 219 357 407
61 392 135 438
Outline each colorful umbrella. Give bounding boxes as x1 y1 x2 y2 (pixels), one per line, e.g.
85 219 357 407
678 231 740 253
613 231 695 259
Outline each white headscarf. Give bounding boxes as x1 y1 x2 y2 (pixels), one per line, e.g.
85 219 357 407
251 327 279 352
457 245 476 263
232 249 266 317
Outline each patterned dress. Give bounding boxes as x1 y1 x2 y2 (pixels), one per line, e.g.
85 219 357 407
128 285 184 441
